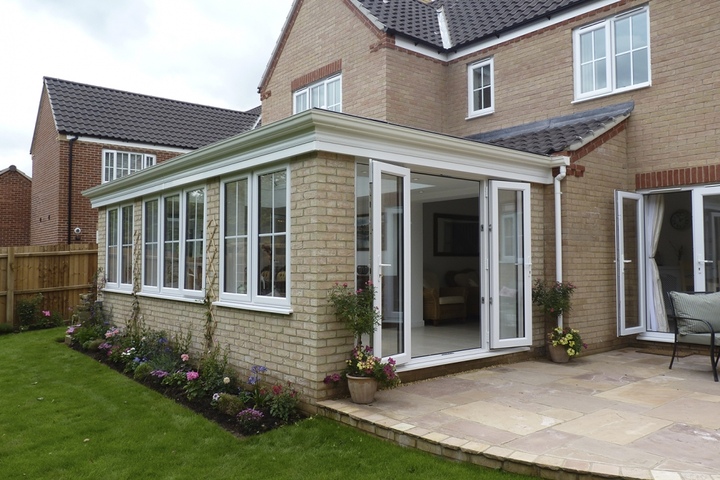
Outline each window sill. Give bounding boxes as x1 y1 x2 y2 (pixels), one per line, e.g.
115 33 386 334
214 301 293 316
102 286 133 295
572 83 651 104
136 291 205 304
465 109 494 121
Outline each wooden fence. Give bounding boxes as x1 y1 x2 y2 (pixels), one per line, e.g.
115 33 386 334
0 244 98 326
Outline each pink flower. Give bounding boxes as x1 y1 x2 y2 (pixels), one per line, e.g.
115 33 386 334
186 371 199 381
42 310 51 317
181 354 189 362
272 385 282 395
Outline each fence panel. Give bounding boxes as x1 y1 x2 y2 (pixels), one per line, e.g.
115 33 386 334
0 244 98 327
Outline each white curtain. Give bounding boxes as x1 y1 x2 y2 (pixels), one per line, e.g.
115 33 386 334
645 195 668 331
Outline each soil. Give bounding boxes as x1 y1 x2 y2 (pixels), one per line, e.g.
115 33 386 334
74 345 292 438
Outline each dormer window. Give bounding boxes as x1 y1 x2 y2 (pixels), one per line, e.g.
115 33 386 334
103 149 156 183
467 58 494 118
293 75 342 114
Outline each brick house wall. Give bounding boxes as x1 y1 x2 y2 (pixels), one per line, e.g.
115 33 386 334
0 166 31 246
31 87 183 246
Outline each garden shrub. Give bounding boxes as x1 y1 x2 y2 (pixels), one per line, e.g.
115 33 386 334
0 323 15 335
215 393 245 416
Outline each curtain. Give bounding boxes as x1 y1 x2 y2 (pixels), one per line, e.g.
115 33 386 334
645 195 668 331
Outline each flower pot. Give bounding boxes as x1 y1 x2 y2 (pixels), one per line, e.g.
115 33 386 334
548 344 570 363
346 375 378 404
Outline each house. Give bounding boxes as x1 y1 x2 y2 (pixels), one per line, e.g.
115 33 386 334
29 77 261 246
0 165 31 246
84 0 720 408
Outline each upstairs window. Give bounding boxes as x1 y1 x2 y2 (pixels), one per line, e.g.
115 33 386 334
467 58 494 118
103 150 156 183
574 7 650 100
293 75 342 114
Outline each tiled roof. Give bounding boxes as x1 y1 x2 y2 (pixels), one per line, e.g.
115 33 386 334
44 77 260 150
356 0 593 49
467 101 634 155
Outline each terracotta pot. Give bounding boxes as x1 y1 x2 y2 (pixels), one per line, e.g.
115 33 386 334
346 375 378 404
548 344 570 363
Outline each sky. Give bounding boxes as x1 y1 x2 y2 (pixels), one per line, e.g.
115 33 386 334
0 0 295 177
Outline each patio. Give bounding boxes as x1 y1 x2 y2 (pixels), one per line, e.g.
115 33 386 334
318 348 720 480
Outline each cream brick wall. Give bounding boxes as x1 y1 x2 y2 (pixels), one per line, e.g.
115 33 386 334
98 153 359 408
262 0 388 125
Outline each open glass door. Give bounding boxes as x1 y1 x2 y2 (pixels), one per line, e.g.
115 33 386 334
615 191 645 335
489 181 532 348
371 160 411 364
691 186 720 292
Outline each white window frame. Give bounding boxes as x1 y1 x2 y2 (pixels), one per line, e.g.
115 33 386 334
573 7 651 101
141 186 206 299
142 199 160 290
293 75 342 114
467 58 495 118
103 149 156 183
105 204 134 292
219 166 291 311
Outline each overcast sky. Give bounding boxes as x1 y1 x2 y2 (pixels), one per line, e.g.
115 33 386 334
0 0 294 177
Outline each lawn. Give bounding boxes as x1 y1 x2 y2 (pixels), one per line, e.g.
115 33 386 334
0 328 536 479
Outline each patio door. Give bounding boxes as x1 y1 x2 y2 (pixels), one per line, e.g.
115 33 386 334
489 181 532 348
691 186 720 292
615 191 645 335
370 160 411 365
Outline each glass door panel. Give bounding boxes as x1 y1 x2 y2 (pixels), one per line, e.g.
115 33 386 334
371 161 411 364
615 191 645 335
691 187 720 292
489 181 531 348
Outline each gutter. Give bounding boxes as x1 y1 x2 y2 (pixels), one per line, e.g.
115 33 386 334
67 136 78 244
554 163 568 328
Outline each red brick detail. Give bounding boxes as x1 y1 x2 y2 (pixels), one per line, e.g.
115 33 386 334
636 164 720 190
291 60 343 91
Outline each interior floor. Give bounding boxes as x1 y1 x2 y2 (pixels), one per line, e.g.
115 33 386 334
381 320 481 358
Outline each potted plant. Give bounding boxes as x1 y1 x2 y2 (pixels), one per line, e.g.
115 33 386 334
325 345 400 404
547 326 586 362
531 279 576 319
326 281 400 403
328 281 381 347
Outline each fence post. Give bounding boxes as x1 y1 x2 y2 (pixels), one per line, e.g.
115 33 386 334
6 247 14 328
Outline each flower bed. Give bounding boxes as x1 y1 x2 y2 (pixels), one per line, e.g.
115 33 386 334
67 320 302 437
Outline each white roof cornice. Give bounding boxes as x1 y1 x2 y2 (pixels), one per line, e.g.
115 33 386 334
85 110 563 208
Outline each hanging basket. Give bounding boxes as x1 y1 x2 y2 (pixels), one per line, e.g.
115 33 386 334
548 344 570 363
346 375 378 404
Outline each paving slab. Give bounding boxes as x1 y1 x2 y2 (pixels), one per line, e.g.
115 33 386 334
317 348 720 479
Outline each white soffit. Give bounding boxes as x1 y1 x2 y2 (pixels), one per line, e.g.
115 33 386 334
85 110 561 208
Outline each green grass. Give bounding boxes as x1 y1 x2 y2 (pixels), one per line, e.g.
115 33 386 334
0 328 537 479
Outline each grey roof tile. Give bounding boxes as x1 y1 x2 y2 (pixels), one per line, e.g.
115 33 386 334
467 101 634 155
357 0 593 49
44 77 260 150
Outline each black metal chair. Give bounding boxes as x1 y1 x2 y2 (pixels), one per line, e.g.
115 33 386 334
667 291 720 382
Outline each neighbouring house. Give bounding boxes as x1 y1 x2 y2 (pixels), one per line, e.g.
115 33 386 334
84 0 720 409
0 165 32 246
29 77 261 246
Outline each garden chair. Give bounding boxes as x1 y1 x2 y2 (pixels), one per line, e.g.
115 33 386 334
667 291 720 382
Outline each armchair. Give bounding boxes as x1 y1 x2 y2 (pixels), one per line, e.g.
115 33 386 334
423 271 467 326
667 291 720 381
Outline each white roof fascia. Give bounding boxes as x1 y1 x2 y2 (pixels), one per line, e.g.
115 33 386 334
85 110 561 208
394 0 618 62
67 135 191 154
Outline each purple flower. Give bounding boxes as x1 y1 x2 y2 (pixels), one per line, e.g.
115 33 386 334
186 371 199 381
151 370 168 378
42 310 51 317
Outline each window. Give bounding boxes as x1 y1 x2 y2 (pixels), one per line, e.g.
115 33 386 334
106 204 133 290
103 150 156 183
467 59 494 117
220 168 289 309
293 75 342 114
141 187 205 297
574 7 650 100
